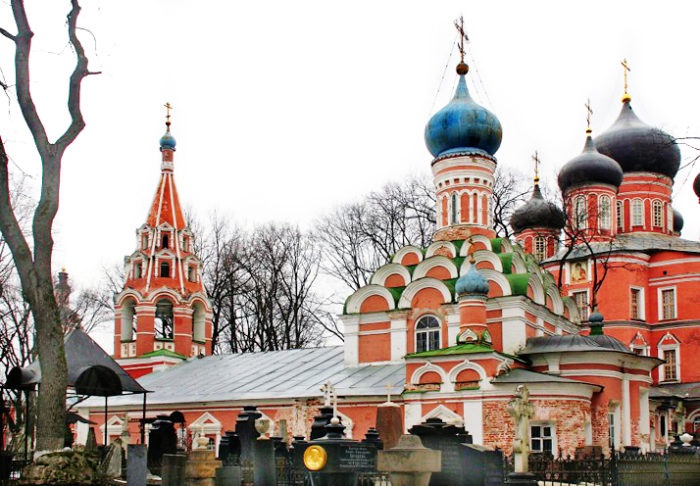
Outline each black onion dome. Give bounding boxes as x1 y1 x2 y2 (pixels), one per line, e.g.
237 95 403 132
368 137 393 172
694 172 700 202
510 183 565 233
558 133 623 193
673 208 684 233
594 100 680 179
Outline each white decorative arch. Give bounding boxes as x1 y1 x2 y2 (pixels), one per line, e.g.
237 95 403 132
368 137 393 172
527 273 546 305
410 362 448 389
100 415 125 443
563 297 581 323
546 287 564 315
345 284 396 314
398 278 452 308
148 287 184 305
472 250 503 272
370 263 412 287
115 289 144 308
425 241 457 259
421 405 464 427
499 238 514 253
189 411 223 450
413 256 458 280
447 360 487 385
392 245 424 265
479 269 512 297
459 234 492 256
510 253 528 274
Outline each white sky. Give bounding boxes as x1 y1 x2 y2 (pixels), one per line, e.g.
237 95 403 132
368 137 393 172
2 0 700 293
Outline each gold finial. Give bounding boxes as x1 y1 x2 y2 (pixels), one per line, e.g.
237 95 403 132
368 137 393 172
164 102 173 131
531 151 541 184
621 58 631 103
585 98 593 134
454 16 469 75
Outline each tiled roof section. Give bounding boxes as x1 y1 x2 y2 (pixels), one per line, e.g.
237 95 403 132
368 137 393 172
491 368 602 391
545 234 700 262
99 346 404 407
146 172 186 230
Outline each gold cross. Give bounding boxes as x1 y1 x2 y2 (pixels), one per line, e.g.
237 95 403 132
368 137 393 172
454 16 468 63
585 98 593 131
621 58 631 97
531 151 540 181
164 102 172 127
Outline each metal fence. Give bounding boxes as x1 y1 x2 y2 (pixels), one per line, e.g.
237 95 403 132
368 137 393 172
520 451 700 486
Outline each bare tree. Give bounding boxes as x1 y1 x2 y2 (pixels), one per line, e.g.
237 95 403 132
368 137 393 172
0 0 96 450
492 167 530 238
315 176 436 293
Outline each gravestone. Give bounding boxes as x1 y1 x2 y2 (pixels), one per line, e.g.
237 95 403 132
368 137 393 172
161 453 186 486
408 417 473 486
377 434 441 486
462 444 504 486
148 415 177 476
234 405 261 463
377 402 403 450
310 405 335 440
99 439 123 479
127 444 148 486
217 430 240 465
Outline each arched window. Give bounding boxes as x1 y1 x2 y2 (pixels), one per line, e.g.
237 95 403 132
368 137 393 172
598 195 611 230
632 199 643 227
142 234 149 250
188 265 196 282
160 261 170 278
616 200 624 232
192 302 206 344
120 299 137 342
134 262 142 279
574 196 586 229
416 315 440 353
162 234 169 249
155 299 174 340
534 236 546 261
450 193 458 225
652 200 663 228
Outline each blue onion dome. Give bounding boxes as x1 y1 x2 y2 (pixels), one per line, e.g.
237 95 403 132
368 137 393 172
510 181 565 233
160 130 176 151
673 208 684 233
557 131 623 194
424 63 502 158
456 263 490 296
594 99 680 179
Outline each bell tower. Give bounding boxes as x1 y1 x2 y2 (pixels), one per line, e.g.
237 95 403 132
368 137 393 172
114 105 213 378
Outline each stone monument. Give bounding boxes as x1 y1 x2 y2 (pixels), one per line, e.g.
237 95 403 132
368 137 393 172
506 384 536 486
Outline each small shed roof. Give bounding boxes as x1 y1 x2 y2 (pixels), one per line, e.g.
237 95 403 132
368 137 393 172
5 328 147 396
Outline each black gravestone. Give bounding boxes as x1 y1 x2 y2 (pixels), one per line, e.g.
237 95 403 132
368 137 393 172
147 415 177 476
462 444 504 486
310 405 335 440
408 417 473 486
235 405 262 463
217 430 240 465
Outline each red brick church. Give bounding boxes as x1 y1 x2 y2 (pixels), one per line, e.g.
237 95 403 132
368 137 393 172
77 42 700 459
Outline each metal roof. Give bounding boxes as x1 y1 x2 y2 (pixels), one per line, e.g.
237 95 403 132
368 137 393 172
96 346 405 407
519 334 633 355
491 368 603 391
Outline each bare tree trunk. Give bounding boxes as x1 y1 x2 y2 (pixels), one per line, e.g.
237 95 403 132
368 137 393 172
0 0 95 451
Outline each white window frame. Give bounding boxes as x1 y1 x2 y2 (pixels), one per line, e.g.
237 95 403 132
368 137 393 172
598 195 611 230
450 192 459 225
530 423 556 456
616 200 624 232
415 315 441 353
632 198 644 227
574 195 587 229
534 236 546 261
630 286 644 320
571 289 589 322
652 200 663 228
657 333 680 383
609 407 621 450
658 287 677 321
